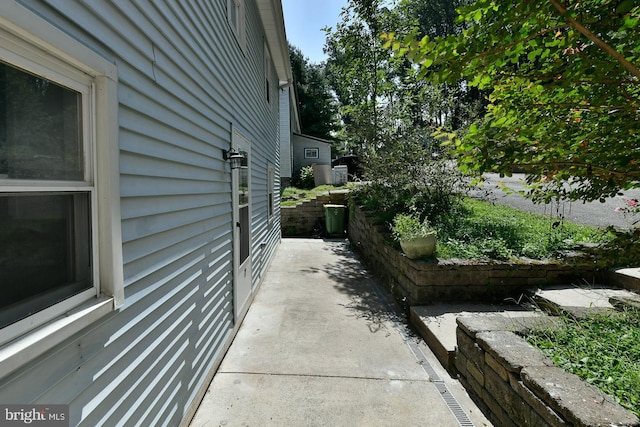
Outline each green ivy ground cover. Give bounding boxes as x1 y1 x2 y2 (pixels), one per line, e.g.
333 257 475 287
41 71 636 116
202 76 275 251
526 308 640 417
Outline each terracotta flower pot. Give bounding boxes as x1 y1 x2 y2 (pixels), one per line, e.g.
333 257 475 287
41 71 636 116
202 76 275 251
400 234 437 259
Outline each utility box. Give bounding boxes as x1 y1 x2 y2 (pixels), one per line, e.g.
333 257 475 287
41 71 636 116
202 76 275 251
324 204 346 237
332 165 348 185
313 164 332 186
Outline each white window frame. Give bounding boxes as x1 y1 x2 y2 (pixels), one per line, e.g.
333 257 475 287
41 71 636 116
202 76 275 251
0 3 123 379
267 163 275 219
304 148 320 159
227 0 246 50
265 42 272 105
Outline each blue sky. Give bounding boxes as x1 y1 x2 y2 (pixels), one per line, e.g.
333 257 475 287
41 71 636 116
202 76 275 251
281 0 347 64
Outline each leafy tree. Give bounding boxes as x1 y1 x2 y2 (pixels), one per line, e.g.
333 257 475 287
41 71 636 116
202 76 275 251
402 0 461 39
323 0 388 153
324 0 483 153
400 0 483 130
324 0 471 220
288 44 340 144
385 0 640 202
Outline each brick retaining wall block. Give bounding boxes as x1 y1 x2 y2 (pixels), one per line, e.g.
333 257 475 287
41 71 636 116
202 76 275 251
280 191 348 237
455 316 640 427
348 204 604 305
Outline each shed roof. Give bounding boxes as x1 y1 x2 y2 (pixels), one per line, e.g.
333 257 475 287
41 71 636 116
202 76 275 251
293 132 333 147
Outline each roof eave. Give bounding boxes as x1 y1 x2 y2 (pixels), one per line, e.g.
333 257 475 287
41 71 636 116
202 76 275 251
256 0 300 132
256 0 292 83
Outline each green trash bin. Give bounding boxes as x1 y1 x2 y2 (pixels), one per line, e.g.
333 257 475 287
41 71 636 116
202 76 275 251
324 204 346 236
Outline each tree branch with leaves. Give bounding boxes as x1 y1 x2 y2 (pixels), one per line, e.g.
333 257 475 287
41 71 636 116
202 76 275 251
384 0 640 202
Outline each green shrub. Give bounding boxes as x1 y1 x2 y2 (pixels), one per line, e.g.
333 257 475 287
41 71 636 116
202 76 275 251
590 228 640 268
356 192 612 260
294 165 315 190
354 131 469 224
391 213 435 242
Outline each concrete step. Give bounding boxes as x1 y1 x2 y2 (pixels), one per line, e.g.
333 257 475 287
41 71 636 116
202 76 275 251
529 284 640 318
410 304 543 375
410 285 640 375
608 267 640 292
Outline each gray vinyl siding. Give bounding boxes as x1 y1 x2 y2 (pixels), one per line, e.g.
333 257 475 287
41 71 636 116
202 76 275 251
0 1 282 426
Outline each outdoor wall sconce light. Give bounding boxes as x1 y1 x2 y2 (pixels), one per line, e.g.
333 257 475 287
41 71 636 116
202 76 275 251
222 148 244 169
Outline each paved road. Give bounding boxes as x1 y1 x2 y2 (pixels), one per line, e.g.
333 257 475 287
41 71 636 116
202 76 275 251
471 173 640 230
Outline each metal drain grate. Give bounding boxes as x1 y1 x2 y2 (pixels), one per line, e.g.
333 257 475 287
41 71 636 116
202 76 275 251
406 338 441 381
434 382 476 427
363 268 476 427
406 336 475 427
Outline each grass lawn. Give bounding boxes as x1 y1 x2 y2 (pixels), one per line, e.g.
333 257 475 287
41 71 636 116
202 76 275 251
432 198 613 260
281 184 354 207
526 308 640 417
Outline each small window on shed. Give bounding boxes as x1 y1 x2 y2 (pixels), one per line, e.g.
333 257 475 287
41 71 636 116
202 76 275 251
304 148 319 159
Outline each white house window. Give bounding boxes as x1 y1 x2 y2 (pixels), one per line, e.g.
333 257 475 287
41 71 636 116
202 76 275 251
0 59 96 330
0 4 122 365
228 0 246 49
304 148 319 159
265 44 272 104
267 163 275 218
0 63 84 180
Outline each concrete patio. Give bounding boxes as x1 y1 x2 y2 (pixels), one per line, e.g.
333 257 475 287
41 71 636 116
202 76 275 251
188 238 491 427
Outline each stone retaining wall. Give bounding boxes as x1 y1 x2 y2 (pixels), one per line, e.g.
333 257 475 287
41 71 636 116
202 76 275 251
455 315 640 427
348 204 603 305
281 191 347 237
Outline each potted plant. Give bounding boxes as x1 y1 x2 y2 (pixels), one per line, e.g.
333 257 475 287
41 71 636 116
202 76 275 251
391 213 437 259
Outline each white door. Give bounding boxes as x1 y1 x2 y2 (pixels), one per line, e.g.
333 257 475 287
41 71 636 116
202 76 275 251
232 130 252 321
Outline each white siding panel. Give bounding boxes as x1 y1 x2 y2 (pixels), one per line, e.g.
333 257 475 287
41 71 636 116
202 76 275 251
120 151 215 182
118 112 227 167
119 175 216 197
1 0 282 425
118 84 219 152
127 0 251 124
120 137 221 176
122 223 218 273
